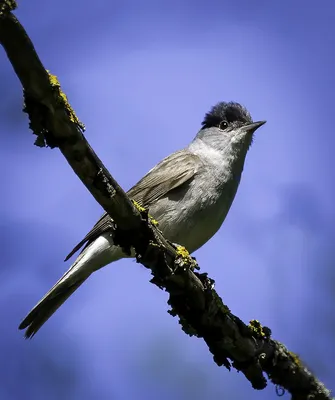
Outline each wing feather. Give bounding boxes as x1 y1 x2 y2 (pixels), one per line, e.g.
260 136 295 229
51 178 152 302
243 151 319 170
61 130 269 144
64 150 201 261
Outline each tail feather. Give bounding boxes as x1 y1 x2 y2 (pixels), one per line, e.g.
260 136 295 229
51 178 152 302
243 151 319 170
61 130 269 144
19 265 91 338
19 279 87 339
19 234 121 338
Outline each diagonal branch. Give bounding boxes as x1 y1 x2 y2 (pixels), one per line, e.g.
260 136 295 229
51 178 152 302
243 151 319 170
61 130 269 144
0 3 332 399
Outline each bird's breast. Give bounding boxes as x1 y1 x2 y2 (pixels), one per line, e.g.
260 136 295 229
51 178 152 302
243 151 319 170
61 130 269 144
148 169 241 254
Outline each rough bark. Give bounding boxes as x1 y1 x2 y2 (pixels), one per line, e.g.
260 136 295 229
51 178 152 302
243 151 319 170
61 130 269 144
0 2 333 399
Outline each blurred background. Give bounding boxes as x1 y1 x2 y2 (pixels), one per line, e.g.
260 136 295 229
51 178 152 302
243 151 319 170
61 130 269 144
0 0 334 399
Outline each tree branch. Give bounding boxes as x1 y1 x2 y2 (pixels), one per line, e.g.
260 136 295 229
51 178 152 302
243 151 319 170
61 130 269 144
0 3 332 399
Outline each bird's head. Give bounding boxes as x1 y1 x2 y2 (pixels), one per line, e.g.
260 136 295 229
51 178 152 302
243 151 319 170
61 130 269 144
195 102 266 156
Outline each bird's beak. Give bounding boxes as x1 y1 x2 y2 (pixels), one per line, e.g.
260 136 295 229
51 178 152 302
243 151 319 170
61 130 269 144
242 120 266 134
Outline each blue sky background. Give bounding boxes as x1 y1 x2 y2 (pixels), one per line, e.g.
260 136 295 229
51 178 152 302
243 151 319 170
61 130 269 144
0 1 334 399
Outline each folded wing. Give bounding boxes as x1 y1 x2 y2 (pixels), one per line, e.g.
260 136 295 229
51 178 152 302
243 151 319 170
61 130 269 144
64 150 202 261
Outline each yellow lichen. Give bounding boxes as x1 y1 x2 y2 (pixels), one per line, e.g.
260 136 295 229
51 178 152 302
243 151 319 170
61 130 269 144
288 351 303 368
175 245 197 269
176 245 190 259
249 319 266 338
149 217 159 226
132 201 159 225
132 200 146 213
47 71 85 131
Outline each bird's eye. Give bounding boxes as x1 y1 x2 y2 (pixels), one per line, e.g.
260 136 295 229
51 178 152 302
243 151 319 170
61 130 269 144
219 120 228 130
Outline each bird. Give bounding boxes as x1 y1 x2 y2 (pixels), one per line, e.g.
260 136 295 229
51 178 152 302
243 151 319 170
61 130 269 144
19 101 266 338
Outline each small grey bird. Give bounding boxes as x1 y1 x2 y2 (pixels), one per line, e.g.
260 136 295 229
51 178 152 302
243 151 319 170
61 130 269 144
19 101 265 338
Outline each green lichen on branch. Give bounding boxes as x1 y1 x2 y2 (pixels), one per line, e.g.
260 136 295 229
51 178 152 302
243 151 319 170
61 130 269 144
175 245 190 259
288 350 303 368
132 200 146 213
174 245 198 270
149 216 159 226
23 70 85 148
48 71 85 131
0 0 17 16
132 200 159 225
248 319 272 340
249 319 267 338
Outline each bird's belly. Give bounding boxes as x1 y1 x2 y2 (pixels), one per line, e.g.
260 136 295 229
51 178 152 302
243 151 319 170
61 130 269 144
149 178 239 254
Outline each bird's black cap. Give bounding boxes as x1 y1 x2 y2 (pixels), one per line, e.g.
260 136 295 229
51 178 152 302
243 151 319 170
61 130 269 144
201 102 253 129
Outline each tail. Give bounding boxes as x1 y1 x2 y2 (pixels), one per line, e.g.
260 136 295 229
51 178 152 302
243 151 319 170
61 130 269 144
19 233 126 338
18 262 91 339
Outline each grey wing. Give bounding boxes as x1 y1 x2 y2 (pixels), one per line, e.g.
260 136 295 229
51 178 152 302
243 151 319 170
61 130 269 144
127 150 202 207
64 150 202 261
